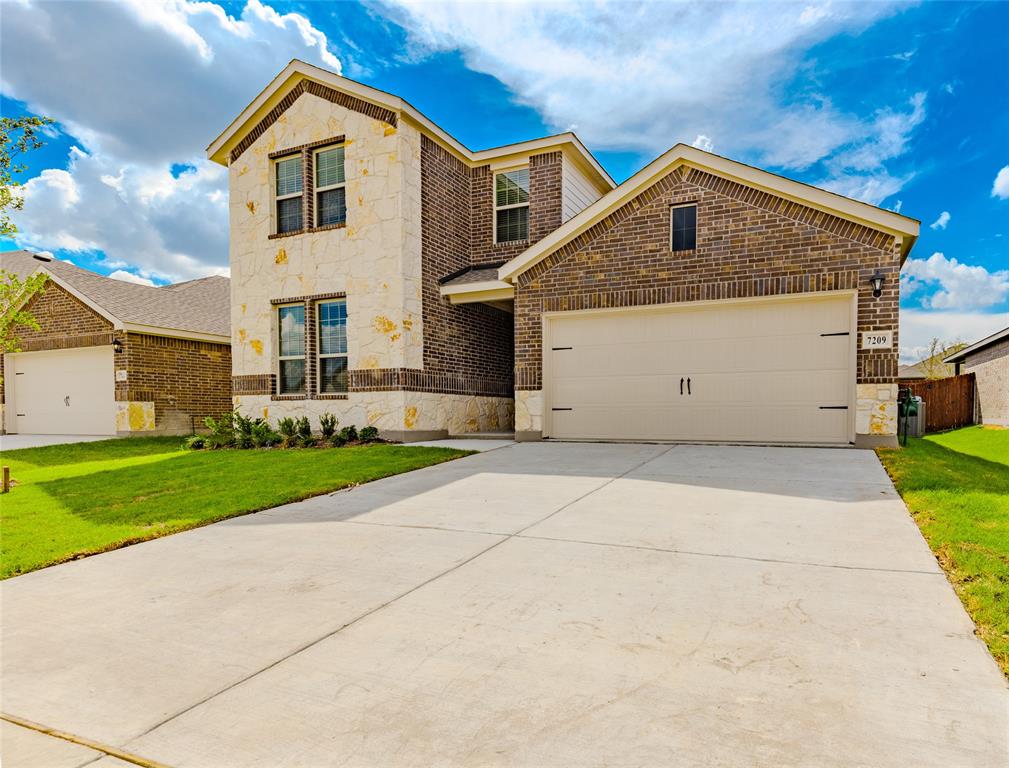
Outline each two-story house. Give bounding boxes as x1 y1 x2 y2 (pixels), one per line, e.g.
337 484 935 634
208 60 919 448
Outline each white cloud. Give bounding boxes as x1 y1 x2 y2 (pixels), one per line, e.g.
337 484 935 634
692 135 714 152
107 269 156 287
929 210 950 230
899 309 1009 364
382 0 917 201
889 200 903 213
1 0 343 280
901 252 1009 311
993 166 1009 199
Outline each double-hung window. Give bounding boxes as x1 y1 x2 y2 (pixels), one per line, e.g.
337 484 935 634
671 204 697 251
317 299 348 393
315 146 347 227
275 155 303 234
494 167 530 243
277 304 306 394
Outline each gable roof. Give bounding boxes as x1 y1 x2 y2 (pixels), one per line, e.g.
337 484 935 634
944 325 1009 364
206 59 614 193
1 251 230 342
498 143 920 282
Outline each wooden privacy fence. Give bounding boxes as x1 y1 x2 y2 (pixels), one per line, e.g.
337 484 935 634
898 373 976 433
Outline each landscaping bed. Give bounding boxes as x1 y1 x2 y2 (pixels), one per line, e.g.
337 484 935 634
877 426 1009 677
0 435 470 579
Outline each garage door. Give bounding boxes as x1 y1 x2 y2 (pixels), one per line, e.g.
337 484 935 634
544 294 854 444
6 346 116 435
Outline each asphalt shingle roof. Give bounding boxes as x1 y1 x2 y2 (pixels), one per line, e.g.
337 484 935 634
2 250 230 338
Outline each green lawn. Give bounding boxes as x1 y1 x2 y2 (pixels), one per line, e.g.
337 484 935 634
877 426 1009 677
0 437 470 579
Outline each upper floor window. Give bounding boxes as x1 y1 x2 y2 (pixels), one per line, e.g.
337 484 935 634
317 299 348 393
671 203 697 251
315 146 347 227
277 304 306 394
275 156 303 234
495 167 530 243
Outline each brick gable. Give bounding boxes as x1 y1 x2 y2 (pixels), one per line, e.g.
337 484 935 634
514 166 900 390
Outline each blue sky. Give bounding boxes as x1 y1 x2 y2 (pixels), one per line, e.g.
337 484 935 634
1 0 1007 362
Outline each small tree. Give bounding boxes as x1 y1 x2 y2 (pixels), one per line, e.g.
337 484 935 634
1 114 56 388
920 337 967 379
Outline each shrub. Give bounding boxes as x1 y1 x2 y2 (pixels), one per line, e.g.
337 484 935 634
319 412 338 438
203 411 236 449
277 417 296 438
185 435 206 450
330 433 347 448
338 425 358 443
359 426 379 443
251 421 281 448
296 416 312 439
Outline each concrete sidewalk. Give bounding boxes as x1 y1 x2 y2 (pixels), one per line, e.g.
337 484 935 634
2 443 1006 767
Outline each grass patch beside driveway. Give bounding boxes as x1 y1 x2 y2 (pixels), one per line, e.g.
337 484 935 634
0 437 470 579
878 426 1009 676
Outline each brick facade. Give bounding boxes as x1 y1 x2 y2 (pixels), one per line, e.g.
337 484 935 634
514 165 901 391
1 279 231 433
961 337 1009 426
419 135 514 396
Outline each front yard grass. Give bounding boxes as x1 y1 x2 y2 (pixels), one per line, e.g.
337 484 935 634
877 426 1009 677
0 437 470 579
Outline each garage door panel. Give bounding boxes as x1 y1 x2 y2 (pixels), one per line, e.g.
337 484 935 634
8 347 115 435
545 295 853 444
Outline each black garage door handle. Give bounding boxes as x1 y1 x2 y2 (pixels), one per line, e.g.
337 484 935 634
687 377 691 395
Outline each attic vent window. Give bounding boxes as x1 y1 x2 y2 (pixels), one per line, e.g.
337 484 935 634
671 203 697 252
275 155 303 234
495 168 530 244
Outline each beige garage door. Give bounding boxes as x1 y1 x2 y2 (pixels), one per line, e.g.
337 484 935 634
6 346 116 435
545 294 854 444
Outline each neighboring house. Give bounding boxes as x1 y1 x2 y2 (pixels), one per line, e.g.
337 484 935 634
1 251 231 436
897 363 927 380
945 326 1009 427
208 60 920 448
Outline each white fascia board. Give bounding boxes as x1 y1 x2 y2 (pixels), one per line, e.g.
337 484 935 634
943 326 1009 363
440 279 515 305
498 144 922 282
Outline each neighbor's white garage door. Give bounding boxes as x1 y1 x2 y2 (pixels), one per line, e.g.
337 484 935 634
544 293 854 444
6 346 116 435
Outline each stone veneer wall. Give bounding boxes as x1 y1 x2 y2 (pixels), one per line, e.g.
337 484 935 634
962 337 1009 427
513 166 902 445
116 332 232 435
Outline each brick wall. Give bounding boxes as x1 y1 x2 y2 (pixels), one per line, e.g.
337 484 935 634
117 332 232 433
419 135 513 395
963 337 1009 426
514 165 901 390
469 150 564 266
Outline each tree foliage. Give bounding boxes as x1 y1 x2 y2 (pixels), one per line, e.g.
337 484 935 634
1 114 55 237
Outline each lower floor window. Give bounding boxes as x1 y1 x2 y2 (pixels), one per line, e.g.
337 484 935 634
278 304 306 394
318 299 348 393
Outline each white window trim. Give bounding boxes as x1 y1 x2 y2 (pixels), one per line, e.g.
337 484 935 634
493 167 530 245
277 302 306 394
274 155 303 234
314 145 346 228
316 299 349 394
669 202 698 252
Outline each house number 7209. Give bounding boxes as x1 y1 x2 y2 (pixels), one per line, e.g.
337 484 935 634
862 331 893 349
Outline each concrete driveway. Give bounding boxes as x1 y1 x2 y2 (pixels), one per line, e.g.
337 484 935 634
2 443 1006 767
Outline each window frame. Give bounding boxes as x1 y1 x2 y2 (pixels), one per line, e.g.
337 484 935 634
316 298 349 394
313 144 347 229
274 154 304 235
276 302 307 395
493 166 531 245
670 202 698 252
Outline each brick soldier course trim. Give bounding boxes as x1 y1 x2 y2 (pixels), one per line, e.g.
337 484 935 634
349 368 512 397
233 374 275 396
230 81 394 162
514 168 900 391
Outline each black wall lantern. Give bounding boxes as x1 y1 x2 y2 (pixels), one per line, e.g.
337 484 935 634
112 338 123 353
869 270 886 298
